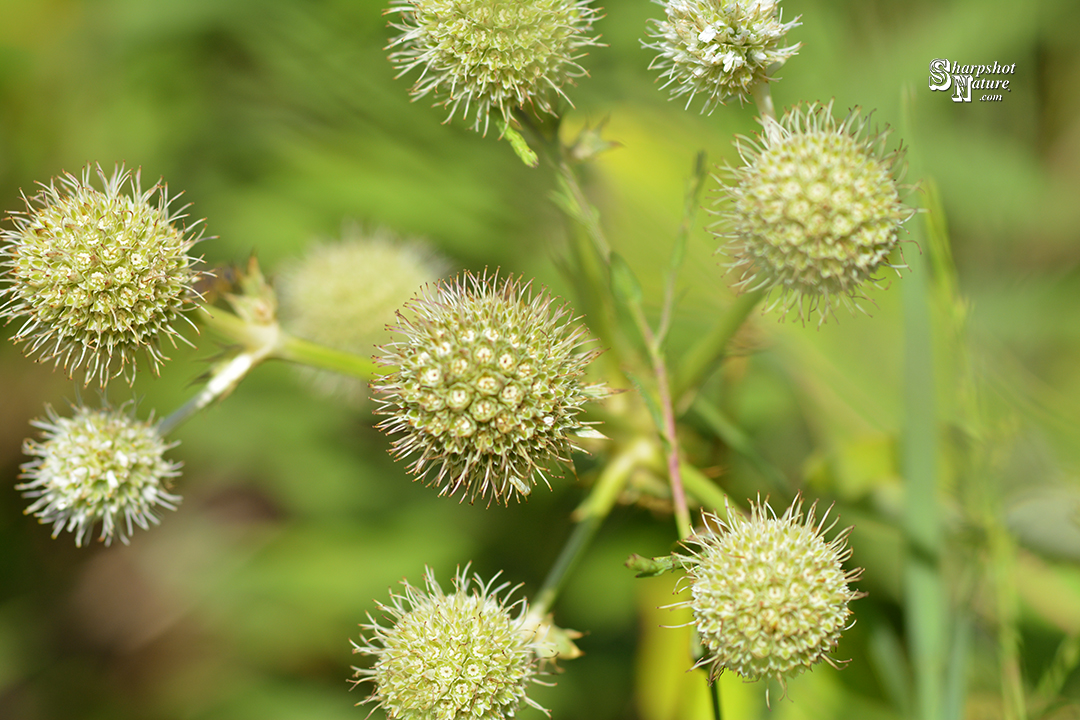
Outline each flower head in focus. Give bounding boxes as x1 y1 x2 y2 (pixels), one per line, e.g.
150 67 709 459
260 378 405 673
17 403 182 547
373 271 606 504
714 101 915 323
351 566 545 720
386 0 603 134
0 164 205 386
676 496 861 689
645 0 801 112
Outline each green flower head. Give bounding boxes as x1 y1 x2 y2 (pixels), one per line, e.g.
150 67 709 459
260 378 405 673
0 164 205 386
373 271 606 504
676 496 862 689
713 101 915 324
387 0 603 134
352 566 545 720
17 403 181 547
645 0 801 112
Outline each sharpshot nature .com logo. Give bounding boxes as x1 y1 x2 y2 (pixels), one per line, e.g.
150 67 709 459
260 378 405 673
928 59 1016 103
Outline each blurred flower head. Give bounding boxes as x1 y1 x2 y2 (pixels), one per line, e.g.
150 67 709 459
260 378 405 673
677 496 861 687
276 226 447 403
352 566 545 720
713 101 915 323
17 403 182 547
645 0 801 112
373 271 605 504
0 164 205 386
386 0 603 134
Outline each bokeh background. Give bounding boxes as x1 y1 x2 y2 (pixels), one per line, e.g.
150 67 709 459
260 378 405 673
2 0 1080 718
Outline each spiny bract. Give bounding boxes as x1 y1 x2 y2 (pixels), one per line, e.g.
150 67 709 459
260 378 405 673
17 404 182 547
351 566 544 720
0 164 204 386
713 101 915 324
677 497 861 688
386 0 602 134
645 0 801 112
373 271 605 504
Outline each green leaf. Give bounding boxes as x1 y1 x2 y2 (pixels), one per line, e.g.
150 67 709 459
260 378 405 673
499 120 539 168
625 553 680 578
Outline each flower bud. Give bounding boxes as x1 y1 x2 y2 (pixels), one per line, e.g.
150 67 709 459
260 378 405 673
276 227 447 402
351 566 545 720
373 271 605 504
677 497 861 687
387 0 602 134
0 164 205 386
645 0 801 112
17 404 182 547
714 101 916 323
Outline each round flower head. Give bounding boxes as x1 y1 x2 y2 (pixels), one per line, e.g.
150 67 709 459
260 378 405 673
276 227 447 402
676 497 861 689
386 0 603 134
0 164 205 386
17 404 182 547
373 271 605 504
352 566 545 720
714 101 915 324
645 0 801 112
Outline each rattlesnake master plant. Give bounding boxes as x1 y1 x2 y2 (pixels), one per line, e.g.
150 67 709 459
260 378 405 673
352 566 545 720
0 164 205 386
714 101 915 323
386 0 602 134
645 0 801 112
373 271 606 504
17 404 182 547
677 497 861 687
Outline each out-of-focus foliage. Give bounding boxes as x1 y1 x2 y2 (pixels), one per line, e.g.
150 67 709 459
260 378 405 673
1 0 1079 718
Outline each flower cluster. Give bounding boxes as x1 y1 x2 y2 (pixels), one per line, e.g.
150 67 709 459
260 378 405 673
373 271 605 504
387 0 602 134
0 164 204 386
352 566 544 720
645 0 801 111
17 404 182 547
714 101 915 323
676 497 861 686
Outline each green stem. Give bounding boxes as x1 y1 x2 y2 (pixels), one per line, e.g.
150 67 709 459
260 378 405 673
752 82 781 143
158 350 265 436
276 332 381 380
710 678 723 720
530 437 651 619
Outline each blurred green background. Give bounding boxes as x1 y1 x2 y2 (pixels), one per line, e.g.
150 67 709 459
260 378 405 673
2 0 1080 718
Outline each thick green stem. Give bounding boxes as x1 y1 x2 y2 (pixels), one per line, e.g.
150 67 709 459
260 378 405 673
530 437 651 619
158 350 264 436
276 332 380 380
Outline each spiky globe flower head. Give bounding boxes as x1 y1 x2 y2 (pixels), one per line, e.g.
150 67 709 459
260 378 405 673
373 271 606 504
675 496 862 688
351 566 545 720
713 101 915 323
386 0 603 134
644 0 801 112
276 227 447 402
17 404 182 547
0 164 205 386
